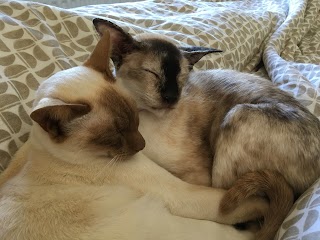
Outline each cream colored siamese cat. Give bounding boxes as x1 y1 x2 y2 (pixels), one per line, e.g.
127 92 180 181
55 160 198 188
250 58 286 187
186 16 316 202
0 30 293 240
94 18 320 197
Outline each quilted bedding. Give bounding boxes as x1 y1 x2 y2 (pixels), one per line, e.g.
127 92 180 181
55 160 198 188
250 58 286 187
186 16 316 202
0 0 319 239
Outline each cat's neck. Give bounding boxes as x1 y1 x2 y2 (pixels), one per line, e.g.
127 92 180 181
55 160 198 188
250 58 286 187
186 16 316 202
28 153 111 187
30 126 95 165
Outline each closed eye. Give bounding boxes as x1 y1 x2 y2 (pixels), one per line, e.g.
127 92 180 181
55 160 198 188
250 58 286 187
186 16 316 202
142 68 160 80
116 128 125 135
91 131 122 147
115 118 129 134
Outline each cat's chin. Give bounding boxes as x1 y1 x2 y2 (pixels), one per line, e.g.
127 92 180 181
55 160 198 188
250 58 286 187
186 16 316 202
138 104 175 114
97 153 114 159
98 151 138 160
138 107 173 118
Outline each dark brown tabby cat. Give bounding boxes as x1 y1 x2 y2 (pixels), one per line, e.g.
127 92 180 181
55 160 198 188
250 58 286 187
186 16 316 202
94 18 320 197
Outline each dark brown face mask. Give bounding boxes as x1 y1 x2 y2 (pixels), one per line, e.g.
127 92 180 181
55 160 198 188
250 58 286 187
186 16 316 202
92 18 222 109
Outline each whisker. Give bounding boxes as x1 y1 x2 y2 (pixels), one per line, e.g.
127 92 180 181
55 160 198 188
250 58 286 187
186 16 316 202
92 153 128 183
92 156 116 182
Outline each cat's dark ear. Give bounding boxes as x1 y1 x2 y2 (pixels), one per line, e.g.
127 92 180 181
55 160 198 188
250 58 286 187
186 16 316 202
84 28 115 81
180 46 222 70
93 18 140 68
30 98 90 142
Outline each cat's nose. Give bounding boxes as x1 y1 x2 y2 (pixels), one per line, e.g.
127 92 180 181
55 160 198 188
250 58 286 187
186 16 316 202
132 132 145 152
161 91 179 105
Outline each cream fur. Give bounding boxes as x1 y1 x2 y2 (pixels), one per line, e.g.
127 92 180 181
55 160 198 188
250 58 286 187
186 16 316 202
0 137 256 240
0 33 267 239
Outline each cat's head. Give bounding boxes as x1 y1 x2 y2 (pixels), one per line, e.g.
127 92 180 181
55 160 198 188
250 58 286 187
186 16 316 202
30 30 145 163
93 18 221 111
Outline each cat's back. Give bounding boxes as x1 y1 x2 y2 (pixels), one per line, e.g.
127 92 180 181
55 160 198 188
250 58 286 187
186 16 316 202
184 69 319 125
185 69 290 104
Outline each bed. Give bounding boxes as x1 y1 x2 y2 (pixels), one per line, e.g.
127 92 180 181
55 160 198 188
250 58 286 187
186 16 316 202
0 0 319 238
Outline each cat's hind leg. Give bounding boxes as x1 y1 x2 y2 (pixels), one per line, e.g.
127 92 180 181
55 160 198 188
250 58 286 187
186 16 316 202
210 102 316 192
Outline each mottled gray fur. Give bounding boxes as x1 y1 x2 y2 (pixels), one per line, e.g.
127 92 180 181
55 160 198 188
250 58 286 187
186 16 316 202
94 19 320 196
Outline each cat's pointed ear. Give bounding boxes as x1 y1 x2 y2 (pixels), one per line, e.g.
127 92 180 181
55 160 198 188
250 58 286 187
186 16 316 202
84 29 115 81
30 98 90 141
93 18 140 68
180 46 223 70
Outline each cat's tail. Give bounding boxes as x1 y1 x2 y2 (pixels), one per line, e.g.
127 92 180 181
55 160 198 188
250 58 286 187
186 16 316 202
219 170 294 240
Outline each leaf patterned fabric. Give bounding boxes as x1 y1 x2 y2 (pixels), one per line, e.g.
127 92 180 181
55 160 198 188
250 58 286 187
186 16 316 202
0 0 319 239
0 1 97 171
74 0 320 119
